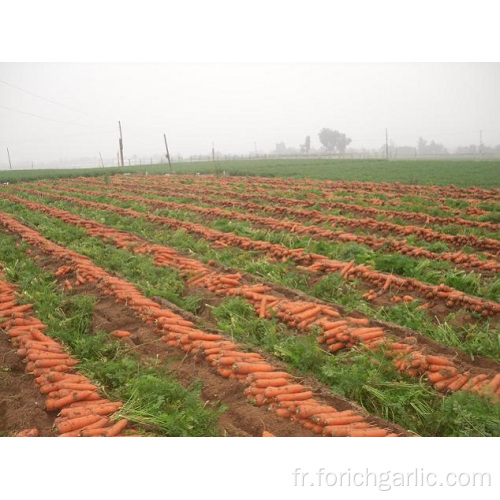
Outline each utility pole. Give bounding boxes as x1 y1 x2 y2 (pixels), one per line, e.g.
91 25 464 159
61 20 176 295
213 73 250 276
7 147 12 169
479 130 483 160
212 141 215 163
118 121 124 167
385 128 389 160
163 134 172 174
99 152 104 168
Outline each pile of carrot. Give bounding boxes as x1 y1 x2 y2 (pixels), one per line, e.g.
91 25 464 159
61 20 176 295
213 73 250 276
0 273 129 437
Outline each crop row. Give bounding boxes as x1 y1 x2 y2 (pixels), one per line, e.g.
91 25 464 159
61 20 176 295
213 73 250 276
56 177 499 254
1 196 498 403
11 187 498 319
98 175 498 231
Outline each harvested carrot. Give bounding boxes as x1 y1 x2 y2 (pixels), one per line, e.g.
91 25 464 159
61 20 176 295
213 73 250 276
112 330 132 338
348 428 388 437
232 362 273 374
263 384 307 398
275 391 313 402
262 431 275 437
15 428 39 437
45 390 94 412
295 405 337 419
56 414 103 434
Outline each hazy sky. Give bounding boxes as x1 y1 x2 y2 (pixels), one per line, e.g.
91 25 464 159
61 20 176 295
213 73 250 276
1 62 499 168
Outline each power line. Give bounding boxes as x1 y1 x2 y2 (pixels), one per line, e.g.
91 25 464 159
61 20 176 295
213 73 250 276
0 78 83 114
0 104 107 128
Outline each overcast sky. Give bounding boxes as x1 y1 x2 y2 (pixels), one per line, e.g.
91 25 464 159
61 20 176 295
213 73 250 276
1 62 499 168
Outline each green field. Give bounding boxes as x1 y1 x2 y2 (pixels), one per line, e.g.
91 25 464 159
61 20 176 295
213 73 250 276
1 158 499 187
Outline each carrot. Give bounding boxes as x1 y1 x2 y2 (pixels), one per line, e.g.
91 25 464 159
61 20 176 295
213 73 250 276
34 358 78 368
45 390 94 411
275 391 313 402
259 296 268 319
56 414 103 434
328 342 346 353
59 402 122 419
296 306 322 321
262 431 276 437
263 384 307 398
317 415 365 426
462 374 489 391
323 423 371 436
43 372 88 384
15 428 39 437
426 355 452 366
488 373 500 393
445 374 470 392
295 405 337 419
434 375 461 391
253 378 290 388
246 371 291 382
112 330 132 338
27 351 71 361
348 428 389 437
232 362 273 374
271 407 291 418
40 382 98 395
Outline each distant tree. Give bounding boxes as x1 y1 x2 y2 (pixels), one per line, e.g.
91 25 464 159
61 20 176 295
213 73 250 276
417 137 448 156
318 128 352 154
300 135 311 154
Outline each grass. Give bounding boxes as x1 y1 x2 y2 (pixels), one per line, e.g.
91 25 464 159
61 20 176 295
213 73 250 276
211 297 500 437
0 233 224 436
1 158 499 187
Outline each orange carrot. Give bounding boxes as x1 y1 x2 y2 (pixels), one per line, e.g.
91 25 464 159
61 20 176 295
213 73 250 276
263 384 307 398
15 428 39 437
45 390 94 411
232 362 273 374
275 391 313 402
348 428 389 437
259 297 268 318
56 414 103 434
112 330 132 338
40 382 97 395
254 378 289 388
295 405 337 419
262 431 275 437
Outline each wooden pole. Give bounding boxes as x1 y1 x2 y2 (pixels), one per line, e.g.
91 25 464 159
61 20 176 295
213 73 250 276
118 121 124 167
99 152 104 168
7 147 12 169
385 128 389 160
164 134 172 173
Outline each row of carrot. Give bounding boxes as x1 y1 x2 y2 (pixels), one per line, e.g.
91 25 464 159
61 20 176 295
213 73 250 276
79 173 498 209
0 273 129 437
61 179 500 255
0 212 401 437
8 188 499 318
26 183 500 275
108 175 497 231
1 199 498 401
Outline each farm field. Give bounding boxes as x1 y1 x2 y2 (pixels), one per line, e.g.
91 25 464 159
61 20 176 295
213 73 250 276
0 169 499 437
